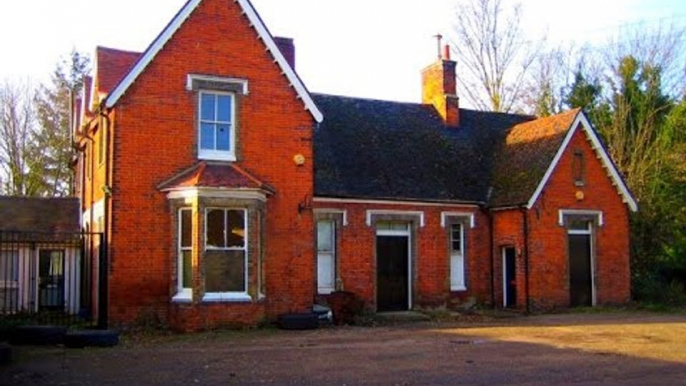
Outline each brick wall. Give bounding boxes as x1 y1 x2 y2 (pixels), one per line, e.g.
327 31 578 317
313 202 491 310
492 125 631 310
106 0 315 329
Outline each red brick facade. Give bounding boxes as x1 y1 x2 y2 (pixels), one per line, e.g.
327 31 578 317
74 0 633 331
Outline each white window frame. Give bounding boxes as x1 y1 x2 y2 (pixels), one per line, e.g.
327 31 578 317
173 208 193 302
203 208 250 302
198 90 236 162
316 219 336 295
450 222 466 291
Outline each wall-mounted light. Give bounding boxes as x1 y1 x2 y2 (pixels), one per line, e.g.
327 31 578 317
293 154 306 166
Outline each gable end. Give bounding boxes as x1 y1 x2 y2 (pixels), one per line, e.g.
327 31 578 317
104 0 322 123
526 112 638 212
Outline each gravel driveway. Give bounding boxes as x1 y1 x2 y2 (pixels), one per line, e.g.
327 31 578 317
2 311 686 385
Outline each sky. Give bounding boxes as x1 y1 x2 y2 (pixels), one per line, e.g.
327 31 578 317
0 0 684 104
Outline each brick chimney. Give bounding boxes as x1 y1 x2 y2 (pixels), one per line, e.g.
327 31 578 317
422 44 459 127
274 37 295 70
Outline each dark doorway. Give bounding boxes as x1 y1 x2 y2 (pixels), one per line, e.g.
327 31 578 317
503 247 517 308
569 234 592 307
376 236 409 311
38 249 65 310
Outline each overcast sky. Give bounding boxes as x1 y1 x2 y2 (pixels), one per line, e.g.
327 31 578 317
0 0 684 104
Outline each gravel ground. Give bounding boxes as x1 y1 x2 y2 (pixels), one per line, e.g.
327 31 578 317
2 311 686 386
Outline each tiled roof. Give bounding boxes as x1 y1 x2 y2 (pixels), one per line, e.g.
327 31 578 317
157 162 274 192
96 46 141 96
0 197 80 233
490 109 581 208
313 94 533 203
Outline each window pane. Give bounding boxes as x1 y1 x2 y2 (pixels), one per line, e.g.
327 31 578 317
451 254 465 288
180 209 192 248
200 123 215 150
206 210 225 248
200 93 215 121
0 251 19 281
217 95 232 122
569 219 591 231
181 250 192 289
205 250 245 292
318 252 335 291
226 210 245 248
216 124 231 151
451 224 462 252
376 221 390 231
392 222 408 231
317 220 334 251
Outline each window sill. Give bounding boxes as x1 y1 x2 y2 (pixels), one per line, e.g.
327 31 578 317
172 291 193 303
451 286 467 292
202 293 252 303
318 288 335 295
198 151 236 162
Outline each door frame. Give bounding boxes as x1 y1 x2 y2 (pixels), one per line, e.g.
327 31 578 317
567 222 596 306
376 224 412 311
501 246 516 308
35 247 67 312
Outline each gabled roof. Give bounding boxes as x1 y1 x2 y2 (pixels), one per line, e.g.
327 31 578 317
490 109 580 208
157 161 274 193
0 197 80 233
94 46 141 97
490 109 638 211
313 94 532 203
527 112 638 211
103 0 322 123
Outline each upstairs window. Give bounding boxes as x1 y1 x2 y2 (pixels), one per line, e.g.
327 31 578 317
199 91 235 161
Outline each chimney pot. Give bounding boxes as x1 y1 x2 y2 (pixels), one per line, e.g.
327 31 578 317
442 44 451 60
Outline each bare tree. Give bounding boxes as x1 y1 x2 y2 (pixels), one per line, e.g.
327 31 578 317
449 0 542 112
0 80 44 196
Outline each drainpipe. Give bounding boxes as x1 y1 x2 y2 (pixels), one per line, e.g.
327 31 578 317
487 208 495 308
97 109 112 329
520 207 531 314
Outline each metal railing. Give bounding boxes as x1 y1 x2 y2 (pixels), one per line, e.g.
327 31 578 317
0 231 107 328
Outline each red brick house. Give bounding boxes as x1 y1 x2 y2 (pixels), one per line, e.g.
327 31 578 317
73 0 637 330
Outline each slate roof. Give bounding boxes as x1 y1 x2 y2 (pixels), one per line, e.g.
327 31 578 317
313 94 533 204
490 109 581 208
95 46 141 96
0 197 80 233
158 162 274 193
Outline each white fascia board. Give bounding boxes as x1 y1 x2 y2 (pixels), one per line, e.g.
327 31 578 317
235 0 322 122
105 0 323 124
106 0 202 108
526 111 638 212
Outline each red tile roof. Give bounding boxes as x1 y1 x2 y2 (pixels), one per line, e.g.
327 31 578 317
490 109 581 207
158 162 274 193
96 46 142 96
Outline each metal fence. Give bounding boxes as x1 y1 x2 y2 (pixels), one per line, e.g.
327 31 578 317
0 231 107 328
